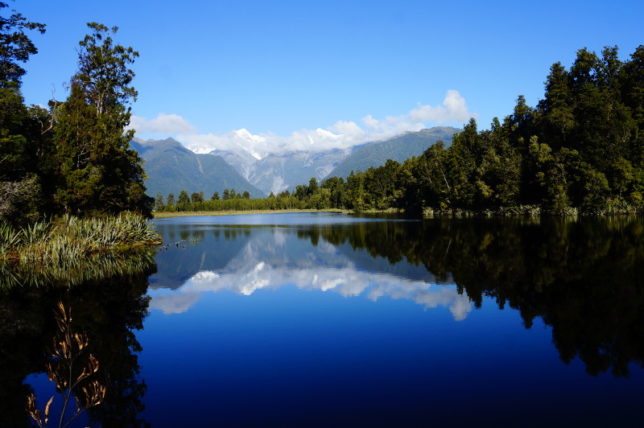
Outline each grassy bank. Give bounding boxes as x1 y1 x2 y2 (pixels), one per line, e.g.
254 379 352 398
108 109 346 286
153 209 351 218
0 213 161 267
0 249 157 288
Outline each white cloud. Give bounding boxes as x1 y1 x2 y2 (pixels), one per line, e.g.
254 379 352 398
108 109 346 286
129 113 197 134
131 90 475 158
409 90 471 123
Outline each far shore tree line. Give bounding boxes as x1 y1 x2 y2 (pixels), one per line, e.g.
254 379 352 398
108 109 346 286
155 189 253 211
0 3 152 226
157 45 644 216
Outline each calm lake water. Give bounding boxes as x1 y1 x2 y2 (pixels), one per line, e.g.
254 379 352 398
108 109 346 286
2 212 644 427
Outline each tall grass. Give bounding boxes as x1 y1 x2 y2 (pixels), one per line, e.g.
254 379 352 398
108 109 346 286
0 212 161 268
0 248 156 289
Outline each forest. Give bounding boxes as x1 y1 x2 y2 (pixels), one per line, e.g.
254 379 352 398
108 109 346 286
0 4 159 268
158 45 644 216
0 4 152 226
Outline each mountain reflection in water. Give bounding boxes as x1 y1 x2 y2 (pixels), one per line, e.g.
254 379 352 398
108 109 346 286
1 213 644 426
150 215 644 378
149 228 472 320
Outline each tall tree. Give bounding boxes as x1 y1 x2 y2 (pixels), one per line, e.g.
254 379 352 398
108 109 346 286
154 192 164 211
190 192 203 204
538 62 575 150
177 190 190 209
53 23 151 216
0 2 46 88
0 3 47 223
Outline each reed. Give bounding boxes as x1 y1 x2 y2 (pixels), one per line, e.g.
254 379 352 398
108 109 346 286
0 213 161 272
0 249 156 289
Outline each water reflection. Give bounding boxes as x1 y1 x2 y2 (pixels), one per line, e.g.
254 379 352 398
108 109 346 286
319 218 644 377
0 248 156 288
27 302 106 428
2 214 644 425
152 216 644 378
0 266 152 427
150 229 471 320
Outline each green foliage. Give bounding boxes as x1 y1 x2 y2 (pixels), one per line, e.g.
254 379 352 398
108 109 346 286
0 212 160 270
53 23 151 217
1 6 155 224
177 190 190 210
0 6 55 225
0 2 46 87
154 192 165 211
0 174 43 223
159 188 307 212
527 138 570 212
190 192 204 204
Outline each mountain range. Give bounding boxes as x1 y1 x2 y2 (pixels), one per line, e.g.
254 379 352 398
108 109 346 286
133 127 459 197
328 127 457 178
131 138 264 198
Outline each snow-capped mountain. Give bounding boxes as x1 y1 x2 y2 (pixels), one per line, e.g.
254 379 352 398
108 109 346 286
139 127 459 197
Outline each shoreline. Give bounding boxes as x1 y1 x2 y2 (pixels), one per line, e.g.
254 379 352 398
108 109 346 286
153 209 352 219
152 206 643 219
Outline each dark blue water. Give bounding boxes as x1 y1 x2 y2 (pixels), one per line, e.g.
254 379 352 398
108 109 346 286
5 213 644 426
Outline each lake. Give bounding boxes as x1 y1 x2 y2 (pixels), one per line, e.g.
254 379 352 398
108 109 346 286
2 212 644 427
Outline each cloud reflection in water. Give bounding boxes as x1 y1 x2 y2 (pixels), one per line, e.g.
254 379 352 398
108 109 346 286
149 228 472 320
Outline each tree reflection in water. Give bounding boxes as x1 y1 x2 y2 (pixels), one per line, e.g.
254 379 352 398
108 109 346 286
0 254 154 427
2 216 644 424
304 217 644 377
153 216 644 378
27 302 106 427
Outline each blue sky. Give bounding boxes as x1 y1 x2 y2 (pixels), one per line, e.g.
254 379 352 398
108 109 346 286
15 0 644 155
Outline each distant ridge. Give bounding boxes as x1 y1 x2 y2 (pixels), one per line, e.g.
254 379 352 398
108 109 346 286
131 138 264 197
327 127 459 178
130 127 459 197
203 127 460 193
247 149 348 194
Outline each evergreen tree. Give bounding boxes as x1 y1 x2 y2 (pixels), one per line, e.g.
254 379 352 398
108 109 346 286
52 23 151 216
538 62 575 150
177 190 190 205
0 2 46 87
294 185 308 200
154 193 165 211
308 177 318 195
0 3 48 223
190 192 203 204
